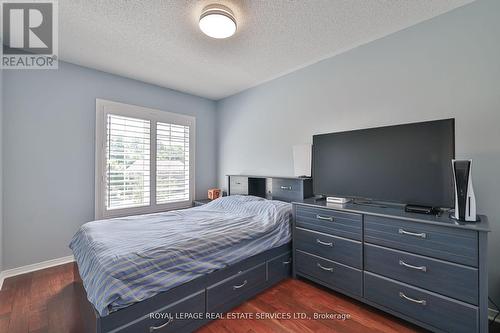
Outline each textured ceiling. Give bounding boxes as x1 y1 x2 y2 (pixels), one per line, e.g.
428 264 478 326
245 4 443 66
59 0 474 100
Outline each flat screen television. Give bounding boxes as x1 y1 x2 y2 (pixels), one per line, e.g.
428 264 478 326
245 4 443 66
312 119 455 208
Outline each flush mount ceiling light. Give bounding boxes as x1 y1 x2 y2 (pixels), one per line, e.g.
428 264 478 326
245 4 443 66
199 4 237 39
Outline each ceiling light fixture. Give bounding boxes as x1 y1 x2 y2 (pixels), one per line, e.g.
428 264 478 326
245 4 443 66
199 4 237 39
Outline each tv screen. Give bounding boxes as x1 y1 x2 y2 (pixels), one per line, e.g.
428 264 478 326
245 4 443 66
312 119 455 208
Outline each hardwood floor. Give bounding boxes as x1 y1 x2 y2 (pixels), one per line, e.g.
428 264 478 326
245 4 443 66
0 262 488 333
197 278 425 333
0 263 84 333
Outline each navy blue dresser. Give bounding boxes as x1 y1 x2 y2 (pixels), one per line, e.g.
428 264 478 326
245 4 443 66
292 199 490 333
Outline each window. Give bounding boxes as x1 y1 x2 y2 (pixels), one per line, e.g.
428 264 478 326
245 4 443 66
106 114 151 210
156 122 190 204
95 99 195 218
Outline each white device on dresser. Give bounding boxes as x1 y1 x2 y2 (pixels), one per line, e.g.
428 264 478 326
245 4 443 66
326 196 352 204
452 159 478 222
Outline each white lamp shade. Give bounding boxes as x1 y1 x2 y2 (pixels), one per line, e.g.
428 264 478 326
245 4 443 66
199 5 237 39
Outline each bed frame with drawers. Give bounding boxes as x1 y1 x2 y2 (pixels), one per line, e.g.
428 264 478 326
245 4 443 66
76 243 291 333
75 176 304 333
227 175 312 202
292 198 490 333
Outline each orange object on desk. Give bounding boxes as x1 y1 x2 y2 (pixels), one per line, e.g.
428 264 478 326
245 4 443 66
208 188 221 200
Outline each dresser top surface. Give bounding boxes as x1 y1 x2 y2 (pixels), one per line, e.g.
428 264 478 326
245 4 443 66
294 198 490 232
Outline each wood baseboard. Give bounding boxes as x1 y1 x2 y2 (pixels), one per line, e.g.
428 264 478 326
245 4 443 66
0 255 75 289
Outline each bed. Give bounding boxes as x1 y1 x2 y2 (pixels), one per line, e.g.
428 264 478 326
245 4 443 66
71 195 293 333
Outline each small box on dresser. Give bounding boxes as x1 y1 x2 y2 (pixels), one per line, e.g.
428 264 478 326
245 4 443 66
292 199 490 333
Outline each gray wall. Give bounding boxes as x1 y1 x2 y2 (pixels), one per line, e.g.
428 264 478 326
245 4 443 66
217 0 500 303
2 62 217 269
0 69 3 272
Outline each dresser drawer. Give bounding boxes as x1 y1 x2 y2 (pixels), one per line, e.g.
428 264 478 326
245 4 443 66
364 215 478 267
119 290 205 333
295 227 362 269
295 250 362 297
207 263 266 312
272 178 302 202
295 205 362 241
365 244 478 305
267 252 292 284
229 176 248 195
364 272 478 333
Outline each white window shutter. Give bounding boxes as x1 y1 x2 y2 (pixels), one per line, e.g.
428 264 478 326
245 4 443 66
106 114 150 210
156 122 190 204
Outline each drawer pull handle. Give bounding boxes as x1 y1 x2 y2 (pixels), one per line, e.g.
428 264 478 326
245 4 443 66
150 317 174 332
399 260 427 272
316 215 334 222
398 228 426 239
317 263 333 272
280 186 292 190
282 259 292 265
235 182 241 185
316 239 333 247
233 280 248 290
399 292 427 306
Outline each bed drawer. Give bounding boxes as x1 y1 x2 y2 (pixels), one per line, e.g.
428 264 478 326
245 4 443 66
295 205 362 240
207 263 266 312
295 250 362 297
229 176 248 195
364 272 478 333
272 178 302 202
364 215 478 267
365 244 478 305
267 252 292 284
119 290 205 333
295 228 362 269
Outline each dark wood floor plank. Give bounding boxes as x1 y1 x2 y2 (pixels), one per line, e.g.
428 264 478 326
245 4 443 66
0 290 15 317
0 314 10 333
47 263 84 333
7 272 33 333
29 265 60 332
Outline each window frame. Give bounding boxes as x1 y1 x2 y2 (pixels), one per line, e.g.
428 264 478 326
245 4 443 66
95 99 195 219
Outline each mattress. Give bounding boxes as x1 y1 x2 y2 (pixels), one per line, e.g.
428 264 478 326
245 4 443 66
69 195 292 316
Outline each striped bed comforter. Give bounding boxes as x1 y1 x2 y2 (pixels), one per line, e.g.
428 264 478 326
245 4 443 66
69 195 292 316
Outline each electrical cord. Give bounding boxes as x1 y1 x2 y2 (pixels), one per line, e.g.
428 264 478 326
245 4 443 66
489 296 500 327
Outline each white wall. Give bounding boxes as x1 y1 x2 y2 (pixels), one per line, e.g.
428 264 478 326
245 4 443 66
217 0 500 303
2 62 217 269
